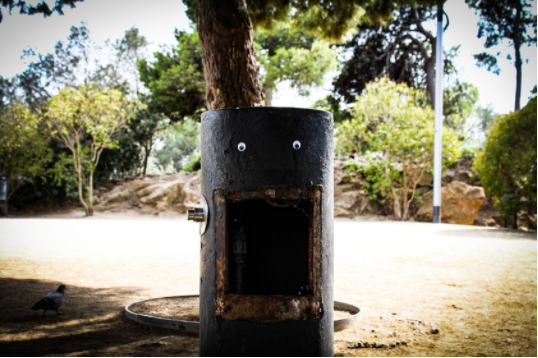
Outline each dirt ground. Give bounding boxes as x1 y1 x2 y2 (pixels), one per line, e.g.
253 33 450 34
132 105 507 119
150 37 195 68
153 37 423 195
0 214 536 357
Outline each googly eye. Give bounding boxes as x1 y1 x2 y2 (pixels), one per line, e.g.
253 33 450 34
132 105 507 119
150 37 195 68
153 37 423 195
293 140 301 150
237 142 246 151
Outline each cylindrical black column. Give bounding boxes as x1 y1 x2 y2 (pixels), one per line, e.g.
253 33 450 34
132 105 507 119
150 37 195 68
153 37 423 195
200 107 334 356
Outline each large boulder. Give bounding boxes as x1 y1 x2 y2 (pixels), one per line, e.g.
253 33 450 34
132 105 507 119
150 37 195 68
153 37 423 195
415 182 486 225
95 172 201 215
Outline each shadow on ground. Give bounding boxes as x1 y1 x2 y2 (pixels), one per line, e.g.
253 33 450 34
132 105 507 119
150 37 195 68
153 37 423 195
0 278 198 356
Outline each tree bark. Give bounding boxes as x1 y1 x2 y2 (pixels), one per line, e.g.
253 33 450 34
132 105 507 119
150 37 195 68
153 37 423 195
87 171 94 217
142 145 150 176
425 55 436 108
513 0 522 111
196 0 265 110
263 82 274 106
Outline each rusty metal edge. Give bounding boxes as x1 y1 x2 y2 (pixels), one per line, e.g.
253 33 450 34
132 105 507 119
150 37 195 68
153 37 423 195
124 294 199 333
334 301 362 332
125 295 360 333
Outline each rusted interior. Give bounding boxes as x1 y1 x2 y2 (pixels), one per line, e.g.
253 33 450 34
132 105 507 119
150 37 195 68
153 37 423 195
214 187 322 322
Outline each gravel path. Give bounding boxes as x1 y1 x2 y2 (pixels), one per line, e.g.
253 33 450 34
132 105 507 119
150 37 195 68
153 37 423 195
0 216 535 356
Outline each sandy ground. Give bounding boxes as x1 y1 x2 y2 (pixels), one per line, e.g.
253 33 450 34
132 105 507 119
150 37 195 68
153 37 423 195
0 214 536 356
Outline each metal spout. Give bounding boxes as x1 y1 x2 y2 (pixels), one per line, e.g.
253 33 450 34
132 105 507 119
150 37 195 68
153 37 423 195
188 208 205 222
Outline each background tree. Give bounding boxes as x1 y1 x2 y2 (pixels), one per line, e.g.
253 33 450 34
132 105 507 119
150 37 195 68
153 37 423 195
465 0 537 110
140 26 336 116
256 23 337 104
47 84 138 216
473 97 536 228
138 30 206 122
184 0 429 110
0 0 83 23
0 101 52 198
13 24 97 111
332 6 476 112
153 120 201 173
337 78 460 220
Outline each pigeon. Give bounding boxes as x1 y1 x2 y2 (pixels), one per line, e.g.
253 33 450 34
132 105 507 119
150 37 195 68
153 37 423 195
31 284 66 316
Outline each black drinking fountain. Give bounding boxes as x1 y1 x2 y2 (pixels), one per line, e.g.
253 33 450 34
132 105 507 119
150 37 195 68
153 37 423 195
189 107 335 356
124 107 361 356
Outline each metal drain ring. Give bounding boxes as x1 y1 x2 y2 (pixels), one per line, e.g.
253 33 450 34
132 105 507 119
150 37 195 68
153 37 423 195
125 294 360 333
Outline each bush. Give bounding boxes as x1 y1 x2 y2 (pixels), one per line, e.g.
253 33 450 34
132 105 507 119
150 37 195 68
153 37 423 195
474 98 537 226
337 78 460 220
182 151 201 172
153 119 200 173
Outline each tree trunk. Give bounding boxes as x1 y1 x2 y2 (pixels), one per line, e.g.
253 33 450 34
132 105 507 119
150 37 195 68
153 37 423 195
425 55 436 108
196 0 265 110
513 0 522 111
74 156 89 216
263 82 274 106
142 145 150 176
87 171 94 217
392 188 402 220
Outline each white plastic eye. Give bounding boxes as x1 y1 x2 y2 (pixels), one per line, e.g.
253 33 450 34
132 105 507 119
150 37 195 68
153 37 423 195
237 142 246 151
293 140 301 150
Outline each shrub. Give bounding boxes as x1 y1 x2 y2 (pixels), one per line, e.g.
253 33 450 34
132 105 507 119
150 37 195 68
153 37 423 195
338 78 460 220
474 98 537 226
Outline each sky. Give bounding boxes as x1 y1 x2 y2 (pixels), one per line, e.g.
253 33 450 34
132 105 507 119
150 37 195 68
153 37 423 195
0 0 536 114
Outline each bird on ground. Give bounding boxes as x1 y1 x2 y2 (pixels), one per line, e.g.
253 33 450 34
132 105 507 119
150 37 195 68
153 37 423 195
31 284 66 316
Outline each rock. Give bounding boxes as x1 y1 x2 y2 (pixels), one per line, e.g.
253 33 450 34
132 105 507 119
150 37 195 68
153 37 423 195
417 187 431 197
418 172 433 187
356 342 364 348
453 171 472 184
390 343 396 348
473 210 499 227
363 341 371 348
431 326 440 334
442 168 456 185
401 340 407 345
334 191 361 211
334 207 352 217
95 172 199 215
415 182 486 225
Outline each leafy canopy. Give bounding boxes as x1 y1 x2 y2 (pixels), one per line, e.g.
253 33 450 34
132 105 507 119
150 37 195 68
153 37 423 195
337 77 460 220
0 0 83 23
0 101 52 198
138 30 206 122
47 83 140 215
473 97 537 220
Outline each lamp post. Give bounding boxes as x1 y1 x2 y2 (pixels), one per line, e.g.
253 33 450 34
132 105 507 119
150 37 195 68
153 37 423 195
433 1 445 223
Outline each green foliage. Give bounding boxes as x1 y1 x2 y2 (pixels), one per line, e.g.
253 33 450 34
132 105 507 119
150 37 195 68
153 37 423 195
183 0 422 43
311 95 351 123
182 151 201 173
153 119 200 173
337 78 460 220
359 160 395 202
256 23 337 104
443 81 479 133
0 101 53 198
461 147 478 160
47 83 140 215
0 0 83 23
138 30 205 122
465 0 537 110
474 98 537 222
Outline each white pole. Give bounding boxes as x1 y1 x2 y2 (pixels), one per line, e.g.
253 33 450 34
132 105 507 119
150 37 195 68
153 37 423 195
433 2 444 223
